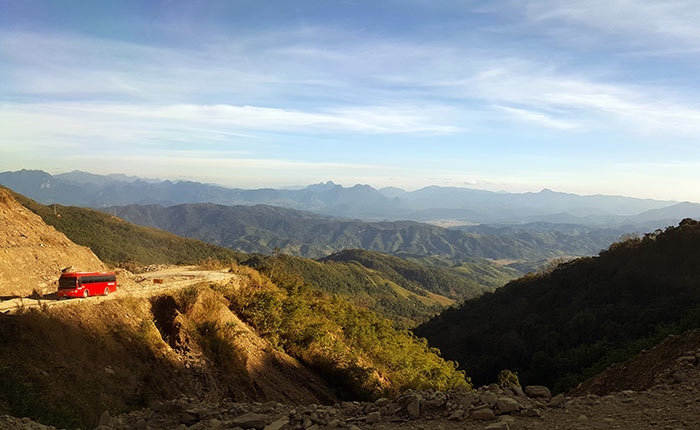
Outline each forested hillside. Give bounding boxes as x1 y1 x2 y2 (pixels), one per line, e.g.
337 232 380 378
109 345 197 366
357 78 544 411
240 250 517 327
415 219 700 393
6 187 513 325
105 202 618 264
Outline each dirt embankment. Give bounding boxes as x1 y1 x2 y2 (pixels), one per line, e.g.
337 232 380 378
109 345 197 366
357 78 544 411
0 282 338 429
0 189 105 297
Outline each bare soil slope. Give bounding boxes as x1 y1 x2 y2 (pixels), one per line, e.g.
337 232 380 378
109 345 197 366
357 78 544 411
0 189 105 297
571 329 700 396
0 283 338 429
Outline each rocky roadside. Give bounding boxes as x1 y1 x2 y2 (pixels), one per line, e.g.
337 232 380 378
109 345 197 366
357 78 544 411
4 342 700 430
2 379 693 430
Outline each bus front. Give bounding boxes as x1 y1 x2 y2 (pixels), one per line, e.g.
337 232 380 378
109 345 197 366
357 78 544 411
57 274 82 298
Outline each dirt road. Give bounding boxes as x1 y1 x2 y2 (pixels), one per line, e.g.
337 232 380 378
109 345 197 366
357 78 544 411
0 265 238 313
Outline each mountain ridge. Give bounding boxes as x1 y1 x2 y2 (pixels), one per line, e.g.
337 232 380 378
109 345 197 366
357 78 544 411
0 169 687 225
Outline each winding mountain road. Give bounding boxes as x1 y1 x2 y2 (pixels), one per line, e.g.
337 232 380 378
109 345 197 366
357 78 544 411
0 266 238 313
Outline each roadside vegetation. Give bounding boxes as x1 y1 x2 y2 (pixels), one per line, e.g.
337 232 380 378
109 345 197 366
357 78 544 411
0 264 469 429
222 263 469 398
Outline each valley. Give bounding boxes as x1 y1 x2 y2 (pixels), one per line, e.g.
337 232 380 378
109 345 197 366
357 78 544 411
1 180 700 430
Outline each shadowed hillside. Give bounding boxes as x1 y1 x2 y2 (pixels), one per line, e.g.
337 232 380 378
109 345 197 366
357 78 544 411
415 219 700 393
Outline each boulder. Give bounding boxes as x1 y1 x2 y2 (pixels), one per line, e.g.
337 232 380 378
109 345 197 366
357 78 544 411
365 411 381 424
524 385 551 399
548 393 566 408
99 411 113 427
448 409 465 421
480 392 498 406
374 398 390 407
231 412 269 429
264 418 289 430
472 407 496 421
496 397 520 414
485 422 510 430
407 398 421 419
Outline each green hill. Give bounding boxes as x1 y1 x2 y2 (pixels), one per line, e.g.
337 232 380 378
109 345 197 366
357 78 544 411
241 250 518 328
6 187 245 265
106 203 618 265
5 186 514 326
415 219 700 393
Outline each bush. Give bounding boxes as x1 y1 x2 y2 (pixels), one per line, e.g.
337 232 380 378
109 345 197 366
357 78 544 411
497 369 520 388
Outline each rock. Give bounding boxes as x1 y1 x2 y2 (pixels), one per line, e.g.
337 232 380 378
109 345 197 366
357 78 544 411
521 407 542 418
496 397 520 414
485 422 510 430
578 414 588 422
365 411 381 424
407 398 421 419
264 418 289 430
511 385 526 397
548 393 566 408
99 411 113 427
460 392 477 409
524 385 551 399
179 412 198 425
375 398 390 407
448 409 465 421
231 412 269 429
472 407 496 421
480 392 498 406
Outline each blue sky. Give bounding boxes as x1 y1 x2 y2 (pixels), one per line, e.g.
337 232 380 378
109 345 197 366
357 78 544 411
2 0 700 201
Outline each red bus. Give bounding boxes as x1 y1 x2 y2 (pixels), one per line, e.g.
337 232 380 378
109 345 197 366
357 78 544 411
57 272 117 298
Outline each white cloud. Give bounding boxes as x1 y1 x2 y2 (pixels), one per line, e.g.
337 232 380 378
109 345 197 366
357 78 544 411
496 106 581 130
522 0 700 51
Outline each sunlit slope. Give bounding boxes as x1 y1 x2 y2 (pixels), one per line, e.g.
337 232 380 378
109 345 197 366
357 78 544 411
0 188 106 297
0 266 467 429
7 187 245 265
240 249 518 327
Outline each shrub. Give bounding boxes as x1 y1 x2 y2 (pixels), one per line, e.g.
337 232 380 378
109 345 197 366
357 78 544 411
497 369 520 388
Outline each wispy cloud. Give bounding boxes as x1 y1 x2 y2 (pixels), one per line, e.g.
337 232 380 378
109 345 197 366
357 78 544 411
496 106 580 130
521 0 700 51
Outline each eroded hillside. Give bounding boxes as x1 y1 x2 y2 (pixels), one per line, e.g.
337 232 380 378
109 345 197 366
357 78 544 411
0 188 105 297
0 263 468 429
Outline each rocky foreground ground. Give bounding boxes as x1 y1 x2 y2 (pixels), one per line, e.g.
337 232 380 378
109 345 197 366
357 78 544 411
4 332 700 430
4 366 699 430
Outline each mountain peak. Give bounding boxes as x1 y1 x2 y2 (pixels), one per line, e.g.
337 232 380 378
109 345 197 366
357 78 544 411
304 180 340 191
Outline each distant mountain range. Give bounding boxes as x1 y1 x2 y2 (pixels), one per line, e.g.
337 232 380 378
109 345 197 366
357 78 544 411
1 169 696 227
102 202 623 265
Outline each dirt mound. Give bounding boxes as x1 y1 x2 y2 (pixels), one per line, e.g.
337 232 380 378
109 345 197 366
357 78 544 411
571 329 700 396
0 188 105 297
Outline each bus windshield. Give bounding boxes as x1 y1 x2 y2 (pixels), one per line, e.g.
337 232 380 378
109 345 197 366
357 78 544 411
59 277 77 289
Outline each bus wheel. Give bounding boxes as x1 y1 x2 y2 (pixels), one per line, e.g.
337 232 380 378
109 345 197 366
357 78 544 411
104 287 110 296
83 289 89 298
